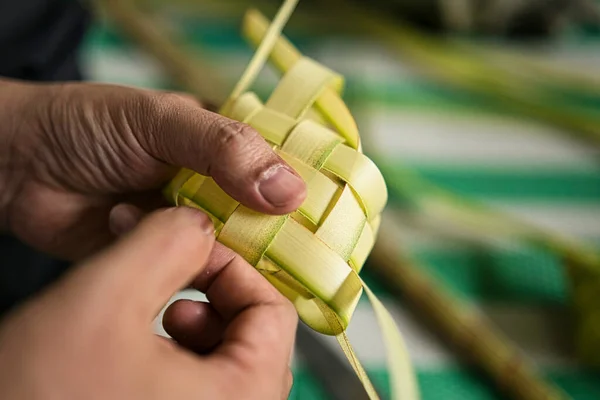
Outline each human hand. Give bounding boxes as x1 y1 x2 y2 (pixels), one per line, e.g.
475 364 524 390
0 206 297 400
0 78 306 259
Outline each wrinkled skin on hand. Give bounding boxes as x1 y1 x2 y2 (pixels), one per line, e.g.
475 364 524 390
0 79 306 259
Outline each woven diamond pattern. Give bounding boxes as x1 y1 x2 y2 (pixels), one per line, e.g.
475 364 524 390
167 54 387 335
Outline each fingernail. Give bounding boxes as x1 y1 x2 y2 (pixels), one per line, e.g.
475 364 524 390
258 166 305 207
181 207 216 236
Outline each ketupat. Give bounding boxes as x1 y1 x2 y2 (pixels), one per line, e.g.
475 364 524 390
164 1 419 399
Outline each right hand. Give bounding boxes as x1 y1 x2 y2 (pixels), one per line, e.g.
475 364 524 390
0 207 297 400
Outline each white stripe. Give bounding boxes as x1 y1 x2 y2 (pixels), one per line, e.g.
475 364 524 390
83 47 600 117
486 202 600 239
80 48 168 88
361 108 600 169
84 38 600 87
310 40 415 82
81 48 280 89
389 201 600 248
487 42 600 80
83 51 600 173
80 45 421 97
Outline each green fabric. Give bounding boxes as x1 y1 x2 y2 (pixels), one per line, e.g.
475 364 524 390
289 368 600 400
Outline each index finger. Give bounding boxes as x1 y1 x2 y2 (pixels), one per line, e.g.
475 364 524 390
191 243 297 375
70 207 216 321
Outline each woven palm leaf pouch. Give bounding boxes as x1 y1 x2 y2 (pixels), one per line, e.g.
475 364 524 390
164 1 419 399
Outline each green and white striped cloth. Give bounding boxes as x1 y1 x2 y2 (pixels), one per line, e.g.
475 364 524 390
80 15 600 399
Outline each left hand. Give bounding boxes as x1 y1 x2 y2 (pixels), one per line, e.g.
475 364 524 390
0 78 306 260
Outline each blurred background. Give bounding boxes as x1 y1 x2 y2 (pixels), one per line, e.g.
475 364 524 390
84 0 600 399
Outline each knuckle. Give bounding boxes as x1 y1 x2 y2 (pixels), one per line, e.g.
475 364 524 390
266 289 299 326
280 296 298 320
256 304 297 346
127 91 166 150
132 90 163 120
171 210 211 242
213 120 261 157
276 300 299 332
137 91 185 135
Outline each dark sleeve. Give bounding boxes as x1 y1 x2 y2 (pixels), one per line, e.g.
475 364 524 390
0 0 91 316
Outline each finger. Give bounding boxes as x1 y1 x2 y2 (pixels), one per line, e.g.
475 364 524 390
109 189 171 236
162 299 225 354
74 206 216 320
108 203 145 236
8 182 115 260
189 243 298 377
135 92 306 214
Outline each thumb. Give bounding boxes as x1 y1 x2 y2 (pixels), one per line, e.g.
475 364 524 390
133 90 307 214
72 207 215 320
